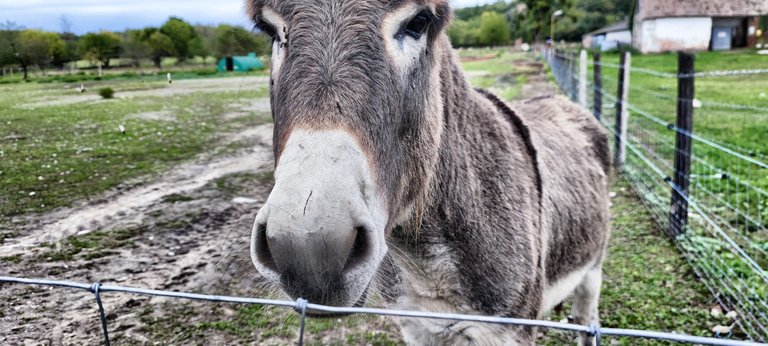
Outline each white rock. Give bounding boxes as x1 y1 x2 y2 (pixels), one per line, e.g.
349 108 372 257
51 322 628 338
725 310 738 319
692 98 702 108
710 306 722 318
712 324 733 335
232 197 259 204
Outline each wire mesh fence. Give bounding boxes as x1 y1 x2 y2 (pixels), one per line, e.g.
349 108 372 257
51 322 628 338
0 275 763 346
544 47 768 343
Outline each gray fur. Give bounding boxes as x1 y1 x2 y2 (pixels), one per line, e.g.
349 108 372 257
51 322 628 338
246 1 611 344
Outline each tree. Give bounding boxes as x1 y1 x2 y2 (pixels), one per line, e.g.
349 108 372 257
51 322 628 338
78 31 121 67
159 17 198 63
54 32 80 69
144 29 177 68
0 21 23 71
214 25 270 58
122 30 152 67
478 12 511 47
515 0 574 42
17 30 66 75
194 25 217 64
59 15 73 34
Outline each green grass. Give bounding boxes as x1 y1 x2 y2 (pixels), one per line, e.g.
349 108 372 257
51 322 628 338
135 301 402 345
39 226 147 262
460 48 539 101
593 50 768 158
0 68 268 85
0 78 270 219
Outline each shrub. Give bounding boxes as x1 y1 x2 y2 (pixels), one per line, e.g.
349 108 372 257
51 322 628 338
98 87 115 99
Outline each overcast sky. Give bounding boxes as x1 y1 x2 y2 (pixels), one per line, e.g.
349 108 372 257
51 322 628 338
1 0 503 34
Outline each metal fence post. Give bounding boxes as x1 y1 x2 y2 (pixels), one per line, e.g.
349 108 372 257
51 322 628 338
579 50 588 107
593 52 602 120
571 52 579 101
614 51 631 167
669 52 695 237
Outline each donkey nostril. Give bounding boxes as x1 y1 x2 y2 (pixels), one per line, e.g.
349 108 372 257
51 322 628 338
255 222 278 272
344 226 371 271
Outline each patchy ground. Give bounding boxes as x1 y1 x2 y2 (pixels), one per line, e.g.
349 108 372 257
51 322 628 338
0 49 736 345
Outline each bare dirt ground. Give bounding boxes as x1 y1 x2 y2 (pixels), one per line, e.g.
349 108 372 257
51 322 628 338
0 121 280 344
515 62 553 99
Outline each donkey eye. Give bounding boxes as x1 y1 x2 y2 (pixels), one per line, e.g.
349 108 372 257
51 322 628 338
255 20 279 42
398 12 432 40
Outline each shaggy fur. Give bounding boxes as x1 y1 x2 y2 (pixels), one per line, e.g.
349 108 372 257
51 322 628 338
246 1 611 344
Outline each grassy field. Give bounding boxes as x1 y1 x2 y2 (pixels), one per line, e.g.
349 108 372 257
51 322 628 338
0 76 270 218
459 48 543 101
593 50 768 161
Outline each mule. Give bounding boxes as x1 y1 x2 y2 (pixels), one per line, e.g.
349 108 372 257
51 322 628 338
246 1 611 344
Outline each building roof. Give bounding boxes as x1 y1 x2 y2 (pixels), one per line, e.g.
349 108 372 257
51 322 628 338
586 20 629 36
637 0 768 20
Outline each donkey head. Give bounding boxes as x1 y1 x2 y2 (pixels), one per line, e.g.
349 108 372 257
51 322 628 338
248 0 451 308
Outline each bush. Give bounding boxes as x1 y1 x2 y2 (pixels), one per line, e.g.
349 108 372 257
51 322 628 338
98 87 115 99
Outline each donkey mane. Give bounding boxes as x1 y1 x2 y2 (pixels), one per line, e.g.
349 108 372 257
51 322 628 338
474 88 543 205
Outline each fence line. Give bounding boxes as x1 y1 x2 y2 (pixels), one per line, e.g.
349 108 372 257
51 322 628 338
545 47 768 342
580 55 768 79
1 276 763 346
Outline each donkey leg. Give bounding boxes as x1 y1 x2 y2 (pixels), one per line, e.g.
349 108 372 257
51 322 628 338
571 264 602 346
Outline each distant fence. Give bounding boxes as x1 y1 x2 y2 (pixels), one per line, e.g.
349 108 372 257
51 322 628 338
0 276 762 346
545 47 768 343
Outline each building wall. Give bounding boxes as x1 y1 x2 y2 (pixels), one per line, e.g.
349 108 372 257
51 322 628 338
634 17 713 53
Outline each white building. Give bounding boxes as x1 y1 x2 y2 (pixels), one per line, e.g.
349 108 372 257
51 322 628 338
633 0 768 53
582 20 631 51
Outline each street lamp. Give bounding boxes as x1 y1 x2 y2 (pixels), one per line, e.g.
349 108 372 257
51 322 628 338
551 9 564 45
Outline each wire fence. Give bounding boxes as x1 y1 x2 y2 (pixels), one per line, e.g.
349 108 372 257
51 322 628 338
1 276 764 346
2 50 767 345
545 47 768 343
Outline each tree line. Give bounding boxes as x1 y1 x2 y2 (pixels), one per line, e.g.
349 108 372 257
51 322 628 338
0 17 271 80
449 0 633 47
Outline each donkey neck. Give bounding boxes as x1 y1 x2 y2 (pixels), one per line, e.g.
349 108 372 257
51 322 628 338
431 43 541 223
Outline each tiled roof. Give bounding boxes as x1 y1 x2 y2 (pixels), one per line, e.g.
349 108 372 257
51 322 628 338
637 0 768 20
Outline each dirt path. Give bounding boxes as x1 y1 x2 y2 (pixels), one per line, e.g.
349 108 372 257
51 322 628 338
0 120 279 343
516 61 555 100
1 124 273 258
